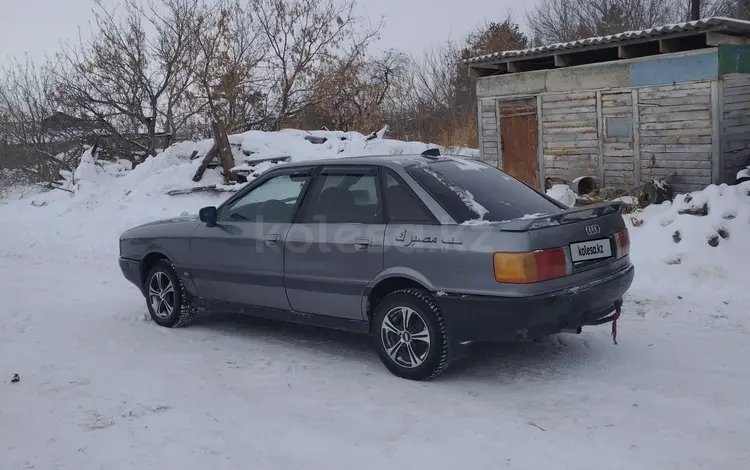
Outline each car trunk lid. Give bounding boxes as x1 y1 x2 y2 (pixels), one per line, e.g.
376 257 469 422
493 201 629 283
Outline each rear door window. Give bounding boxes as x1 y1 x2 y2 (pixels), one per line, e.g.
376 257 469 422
405 158 564 224
302 167 382 224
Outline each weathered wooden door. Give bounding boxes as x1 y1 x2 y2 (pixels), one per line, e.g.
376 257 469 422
498 103 540 187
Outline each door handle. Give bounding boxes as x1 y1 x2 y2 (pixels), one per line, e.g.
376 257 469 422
265 234 280 247
353 237 371 251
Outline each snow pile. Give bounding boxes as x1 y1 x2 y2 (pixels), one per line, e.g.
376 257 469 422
544 179 750 306
0 129 477 250
159 128 476 171
25 129 470 201
627 182 750 300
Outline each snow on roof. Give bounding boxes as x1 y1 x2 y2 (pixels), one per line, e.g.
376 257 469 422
465 17 750 67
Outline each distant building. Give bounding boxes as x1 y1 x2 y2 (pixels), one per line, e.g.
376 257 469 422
41 111 100 137
467 17 750 193
0 111 172 170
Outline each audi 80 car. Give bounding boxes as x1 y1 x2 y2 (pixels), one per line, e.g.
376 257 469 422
118 152 634 380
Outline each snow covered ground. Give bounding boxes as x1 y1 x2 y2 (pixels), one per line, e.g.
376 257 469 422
1 131 749 469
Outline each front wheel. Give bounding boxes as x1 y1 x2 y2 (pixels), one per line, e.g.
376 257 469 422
372 289 452 380
145 260 193 328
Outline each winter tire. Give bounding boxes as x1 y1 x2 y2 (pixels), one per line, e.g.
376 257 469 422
372 288 451 380
145 260 193 328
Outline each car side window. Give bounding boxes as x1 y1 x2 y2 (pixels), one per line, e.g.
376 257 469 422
302 169 381 224
220 173 310 223
382 170 436 224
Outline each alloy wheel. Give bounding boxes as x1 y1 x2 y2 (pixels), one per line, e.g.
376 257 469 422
148 271 175 319
380 306 431 368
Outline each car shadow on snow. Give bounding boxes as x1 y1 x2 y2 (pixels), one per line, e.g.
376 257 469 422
189 312 379 363
186 312 611 382
449 335 610 382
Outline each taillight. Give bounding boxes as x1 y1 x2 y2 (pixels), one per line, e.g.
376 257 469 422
615 228 630 259
493 248 569 284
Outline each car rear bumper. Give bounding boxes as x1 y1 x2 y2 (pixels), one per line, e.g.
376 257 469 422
435 263 635 344
119 257 143 291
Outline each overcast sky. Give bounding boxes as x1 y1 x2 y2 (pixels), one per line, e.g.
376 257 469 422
0 0 540 64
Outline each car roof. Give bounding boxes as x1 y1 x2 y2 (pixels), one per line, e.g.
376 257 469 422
275 153 477 170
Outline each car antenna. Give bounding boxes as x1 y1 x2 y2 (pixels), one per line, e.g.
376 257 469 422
421 148 441 160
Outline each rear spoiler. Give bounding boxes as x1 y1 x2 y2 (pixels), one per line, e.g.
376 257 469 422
499 201 624 232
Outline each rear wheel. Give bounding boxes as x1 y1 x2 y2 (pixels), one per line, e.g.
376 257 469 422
372 289 451 380
145 260 193 328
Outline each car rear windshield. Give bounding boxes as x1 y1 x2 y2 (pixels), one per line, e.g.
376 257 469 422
405 158 565 224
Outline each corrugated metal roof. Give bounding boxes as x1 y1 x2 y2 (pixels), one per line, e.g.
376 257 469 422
465 17 750 67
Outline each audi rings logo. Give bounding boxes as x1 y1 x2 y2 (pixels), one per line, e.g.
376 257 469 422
585 224 601 236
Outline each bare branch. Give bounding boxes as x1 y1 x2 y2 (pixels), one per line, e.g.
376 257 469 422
250 0 382 128
53 0 201 156
527 0 683 45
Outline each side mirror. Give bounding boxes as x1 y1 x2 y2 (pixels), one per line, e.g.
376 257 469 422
199 206 218 227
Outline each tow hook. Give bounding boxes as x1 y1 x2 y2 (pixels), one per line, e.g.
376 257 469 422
612 299 623 344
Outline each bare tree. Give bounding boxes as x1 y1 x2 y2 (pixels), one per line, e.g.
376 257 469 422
527 0 682 45
697 0 747 18
526 0 590 44
384 17 530 147
54 0 201 157
192 0 268 133
296 49 408 130
249 0 381 129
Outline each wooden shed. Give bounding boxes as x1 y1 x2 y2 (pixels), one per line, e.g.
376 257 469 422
467 17 750 194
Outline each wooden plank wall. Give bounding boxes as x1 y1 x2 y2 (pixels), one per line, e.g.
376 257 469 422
601 90 635 188
479 100 499 166
493 80 717 192
540 92 599 182
637 82 713 193
722 73 750 182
